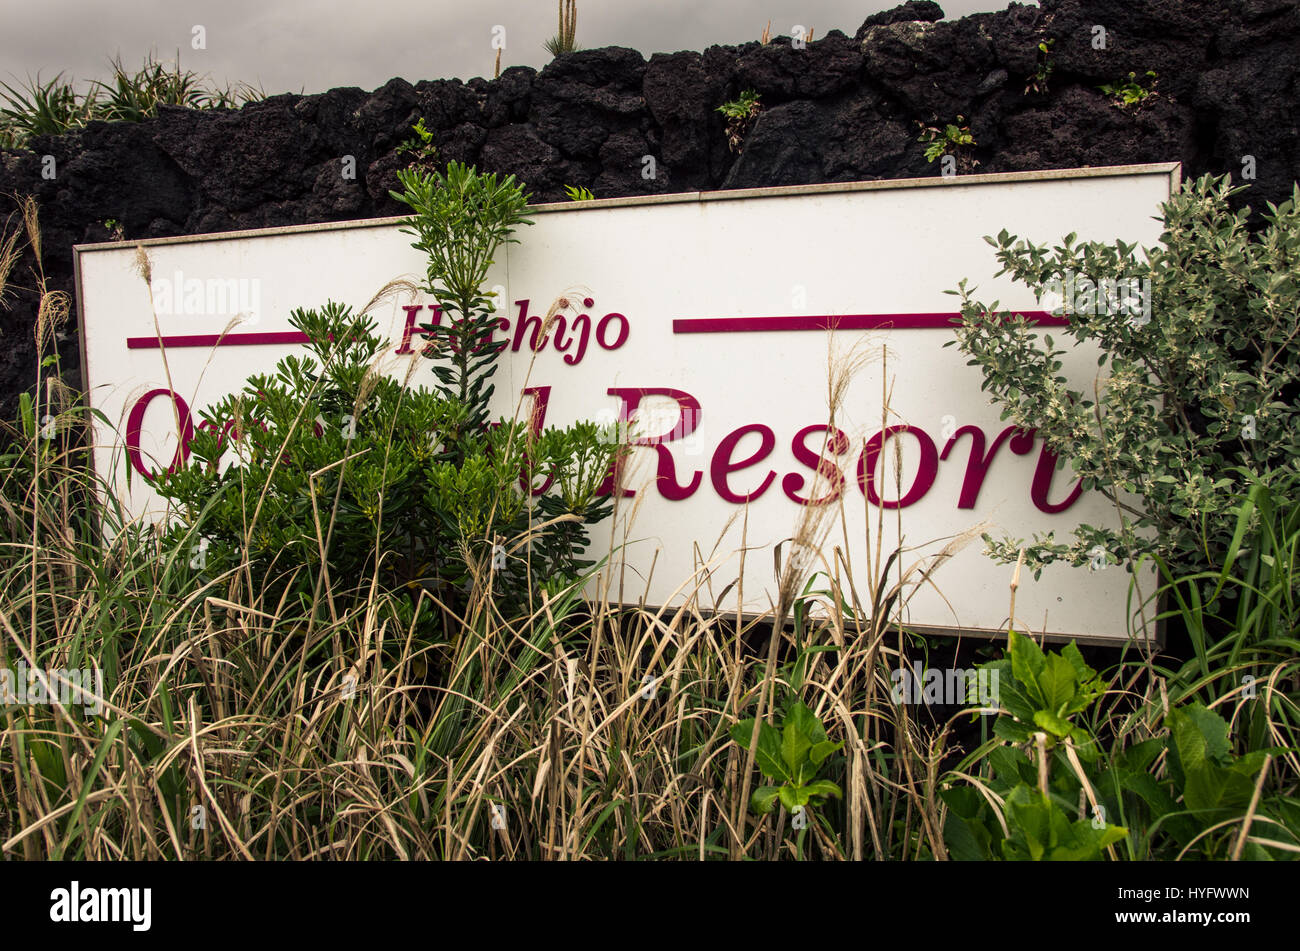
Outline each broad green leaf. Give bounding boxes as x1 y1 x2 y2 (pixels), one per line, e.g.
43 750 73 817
1003 784 1051 861
996 678 1038 723
944 813 994 861
1185 763 1257 815
782 719 814 777
809 739 842 768
1168 704 1222 786
989 746 1034 787
802 779 842 801
730 718 788 782
1008 630 1047 706
1060 640 1097 685
785 701 827 744
1094 824 1129 852
941 785 983 819
777 784 799 813
750 786 781 814
1049 818 1128 860
1037 653 1079 715
994 715 1034 744
1033 708 1074 738
1171 704 1232 766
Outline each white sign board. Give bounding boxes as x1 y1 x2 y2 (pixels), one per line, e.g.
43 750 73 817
74 163 1179 643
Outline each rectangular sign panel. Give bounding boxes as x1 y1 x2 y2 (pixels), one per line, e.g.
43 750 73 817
74 163 1179 643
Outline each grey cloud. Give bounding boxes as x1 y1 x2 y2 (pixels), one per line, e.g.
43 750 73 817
2 1 1018 96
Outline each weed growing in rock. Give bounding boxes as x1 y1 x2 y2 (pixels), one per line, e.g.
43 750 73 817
395 118 439 171
1099 70 1159 110
0 54 264 149
544 0 580 57
917 116 978 172
1024 38 1055 95
718 89 762 153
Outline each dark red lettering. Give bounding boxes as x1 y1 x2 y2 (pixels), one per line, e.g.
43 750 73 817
711 424 777 504
783 424 849 505
857 425 939 508
1030 440 1084 513
941 425 1036 509
125 388 195 479
602 387 703 500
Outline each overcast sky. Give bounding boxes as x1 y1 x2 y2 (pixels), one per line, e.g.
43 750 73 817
2 0 1017 96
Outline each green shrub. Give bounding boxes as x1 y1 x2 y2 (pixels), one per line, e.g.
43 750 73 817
391 159 530 441
950 173 1300 586
941 631 1129 860
731 699 843 814
944 582 1299 861
153 162 625 631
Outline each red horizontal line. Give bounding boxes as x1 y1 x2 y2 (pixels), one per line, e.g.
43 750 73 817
672 312 1065 333
126 313 1068 347
126 331 310 349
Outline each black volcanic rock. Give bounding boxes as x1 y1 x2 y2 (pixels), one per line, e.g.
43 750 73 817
856 1 947 40
732 33 865 101
480 125 563 196
643 50 730 190
859 13 1001 119
721 94 920 189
